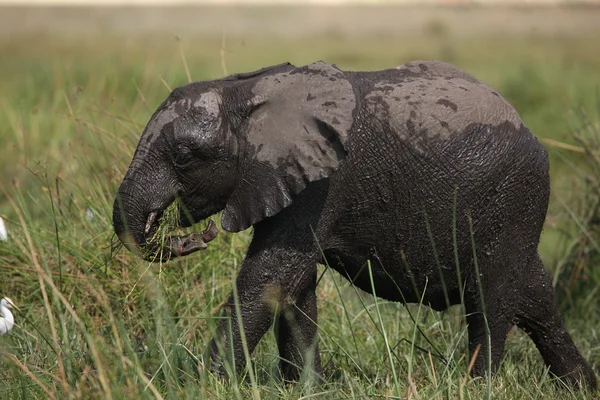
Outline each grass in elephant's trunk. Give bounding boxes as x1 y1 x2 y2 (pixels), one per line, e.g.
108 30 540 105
152 196 182 240
146 198 218 261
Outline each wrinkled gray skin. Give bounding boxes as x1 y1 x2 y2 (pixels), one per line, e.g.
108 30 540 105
113 61 596 388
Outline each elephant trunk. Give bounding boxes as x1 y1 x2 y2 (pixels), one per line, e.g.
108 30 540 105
113 187 154 256
112 180 219 262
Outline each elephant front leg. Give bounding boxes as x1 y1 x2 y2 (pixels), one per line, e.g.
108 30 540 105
207 292 275 378
206 249 322 381
275 272 322 382
206 255 280 378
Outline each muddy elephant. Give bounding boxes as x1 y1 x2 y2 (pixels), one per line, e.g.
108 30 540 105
113 60 596 389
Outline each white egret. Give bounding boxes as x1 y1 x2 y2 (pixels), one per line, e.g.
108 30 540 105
0 297 19 334
0 217 7 241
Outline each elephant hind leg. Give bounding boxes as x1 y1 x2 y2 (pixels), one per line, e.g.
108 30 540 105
515 255 597 389
465 292 515 379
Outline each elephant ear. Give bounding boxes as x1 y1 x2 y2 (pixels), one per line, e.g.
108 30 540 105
222 61 357 232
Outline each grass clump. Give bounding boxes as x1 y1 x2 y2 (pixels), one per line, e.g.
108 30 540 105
552 106 600 308
150 197 183 243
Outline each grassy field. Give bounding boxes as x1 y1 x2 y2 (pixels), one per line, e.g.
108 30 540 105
0 5 599 399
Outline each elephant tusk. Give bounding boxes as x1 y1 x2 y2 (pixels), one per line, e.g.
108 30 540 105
200 220 218 242
145 211 159 235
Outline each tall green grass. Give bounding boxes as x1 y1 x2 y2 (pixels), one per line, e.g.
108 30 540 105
0 21 599 399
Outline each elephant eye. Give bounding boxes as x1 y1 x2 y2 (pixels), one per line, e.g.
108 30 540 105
174 144 193 166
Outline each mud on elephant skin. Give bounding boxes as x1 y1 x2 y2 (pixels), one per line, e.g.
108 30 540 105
113 60 597 389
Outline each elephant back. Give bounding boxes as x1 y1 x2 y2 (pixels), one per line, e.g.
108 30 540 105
357 60 524 153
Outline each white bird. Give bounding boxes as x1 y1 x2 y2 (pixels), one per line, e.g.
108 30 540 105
0 297 19 335
0 217 7 241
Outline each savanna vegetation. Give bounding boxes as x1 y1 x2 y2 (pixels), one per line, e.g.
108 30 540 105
0 5 599 399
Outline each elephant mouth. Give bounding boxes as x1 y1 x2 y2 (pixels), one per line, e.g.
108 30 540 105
143 209 219 261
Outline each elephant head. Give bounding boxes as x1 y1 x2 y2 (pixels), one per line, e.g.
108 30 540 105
113 61 356 260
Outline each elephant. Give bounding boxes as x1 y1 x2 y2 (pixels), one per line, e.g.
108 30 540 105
113 60 597 389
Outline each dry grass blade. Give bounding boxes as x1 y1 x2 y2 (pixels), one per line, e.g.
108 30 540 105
220 29 228 77
4 354 57 400
120 357 165 400
538 137 585 153
459 344 481 400
133 80 149 109
176 36 192 84
428 349 438 389
158 76 173 93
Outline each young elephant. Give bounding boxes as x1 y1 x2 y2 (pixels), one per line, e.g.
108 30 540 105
113 60 596 388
